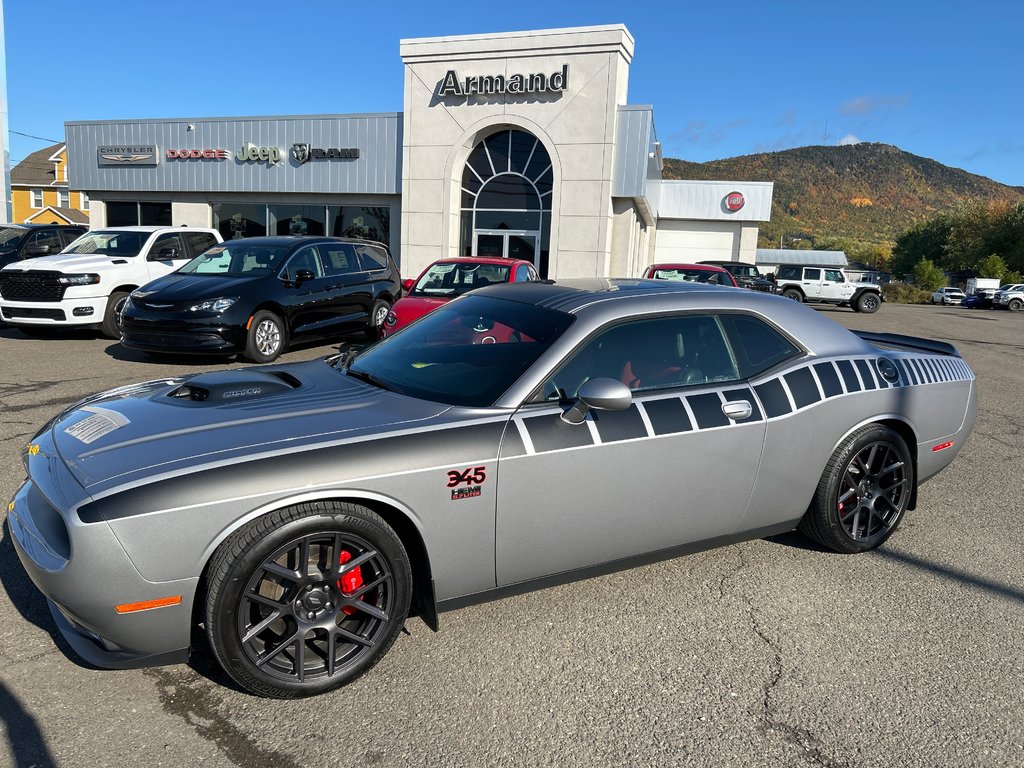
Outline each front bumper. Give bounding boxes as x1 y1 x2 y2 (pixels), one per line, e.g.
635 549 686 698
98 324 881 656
8 474 197 669
0 294 109 326
120 309 248 354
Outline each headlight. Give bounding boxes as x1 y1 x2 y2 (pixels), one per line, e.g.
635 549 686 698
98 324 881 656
188 297 238 313
57 273 100 286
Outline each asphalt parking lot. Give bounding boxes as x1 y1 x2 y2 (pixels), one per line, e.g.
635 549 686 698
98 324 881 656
0 303 1021 768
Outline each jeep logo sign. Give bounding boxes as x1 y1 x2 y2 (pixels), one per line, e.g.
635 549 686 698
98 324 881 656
235 142 283 165
725 192 745 212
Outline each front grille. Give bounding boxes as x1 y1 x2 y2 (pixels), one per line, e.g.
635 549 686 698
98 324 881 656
123 331 221 348
2 307 66 321
0 271 67 302
134 299 180 312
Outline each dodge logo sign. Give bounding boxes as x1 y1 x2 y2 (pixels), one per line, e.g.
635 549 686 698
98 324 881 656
725 191 745 212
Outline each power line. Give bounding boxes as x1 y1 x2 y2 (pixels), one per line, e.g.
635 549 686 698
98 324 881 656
10 129 63 143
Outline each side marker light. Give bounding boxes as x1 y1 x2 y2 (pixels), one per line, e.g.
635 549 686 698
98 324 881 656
932 441 954 452
115 595 182 614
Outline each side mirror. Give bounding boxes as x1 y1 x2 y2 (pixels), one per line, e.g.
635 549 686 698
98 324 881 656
23 244 50 256
401 278 415 294
292 269 316 286
152 247 178 261
561 377 633 425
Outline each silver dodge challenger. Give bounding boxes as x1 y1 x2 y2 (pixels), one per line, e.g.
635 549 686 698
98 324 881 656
8 279 976 698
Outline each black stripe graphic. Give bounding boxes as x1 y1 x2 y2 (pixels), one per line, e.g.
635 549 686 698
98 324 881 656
854 359 877 390
523 413 594 453
723 388 763 423
753 378 792 418
594 405 648 443
813 362 844 397
911 359 928 383
785 367 822 408
643 397 693 435
687 393 730 429
836 359 861 392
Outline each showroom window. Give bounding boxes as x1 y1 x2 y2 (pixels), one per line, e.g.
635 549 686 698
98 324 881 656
106 201 172 226
460 129 552 276
213 203 391 248
269 204 326 236
328 206 391 245
213 202 268 240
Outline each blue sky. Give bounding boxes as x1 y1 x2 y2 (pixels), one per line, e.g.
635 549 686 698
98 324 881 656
5 0 1022 186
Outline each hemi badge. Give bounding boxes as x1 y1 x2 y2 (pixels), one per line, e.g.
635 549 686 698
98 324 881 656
932 441 954 452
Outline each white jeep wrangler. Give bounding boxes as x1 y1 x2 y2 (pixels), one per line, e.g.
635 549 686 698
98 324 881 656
0 226 222 338
774 265 883 313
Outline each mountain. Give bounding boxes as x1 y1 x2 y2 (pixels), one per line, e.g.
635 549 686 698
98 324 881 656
662 143 1024 258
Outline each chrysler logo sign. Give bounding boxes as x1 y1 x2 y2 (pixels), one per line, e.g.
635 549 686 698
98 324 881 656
291 143 360 164
97 145 158 166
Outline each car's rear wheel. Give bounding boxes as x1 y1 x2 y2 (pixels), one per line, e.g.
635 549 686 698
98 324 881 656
245 310 286 363
782 289 803 302
365 299 391 340
799 424 914 553
205 501 411 698
101 291 129 339
856 292 881 314
1009 298 1023 312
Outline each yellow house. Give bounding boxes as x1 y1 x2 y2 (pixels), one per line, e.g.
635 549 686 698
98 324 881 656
11 143 91 225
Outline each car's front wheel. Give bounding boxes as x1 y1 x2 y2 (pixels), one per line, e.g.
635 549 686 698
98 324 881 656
245 310 287 363
101 291 129 339
205 501 412 698
856 292 881 314
799 424 914 553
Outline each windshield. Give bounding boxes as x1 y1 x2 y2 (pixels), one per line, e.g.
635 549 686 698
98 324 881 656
730 265 760 278
64 231 147 256
178 243 291 276
345 295 574 407
411 262 511 297
651 268 730 285
0 228 26 248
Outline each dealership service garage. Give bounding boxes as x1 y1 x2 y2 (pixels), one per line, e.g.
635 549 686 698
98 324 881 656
65 25 772 279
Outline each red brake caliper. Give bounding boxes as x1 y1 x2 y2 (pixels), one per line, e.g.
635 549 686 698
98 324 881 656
338 550 364 616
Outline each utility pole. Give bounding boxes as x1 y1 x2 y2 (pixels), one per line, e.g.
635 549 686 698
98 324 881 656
0 0 10 223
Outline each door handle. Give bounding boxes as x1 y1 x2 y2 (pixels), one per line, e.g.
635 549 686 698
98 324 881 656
722 401 752 421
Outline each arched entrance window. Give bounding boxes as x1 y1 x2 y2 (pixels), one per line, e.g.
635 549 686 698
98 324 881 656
460 129 552 276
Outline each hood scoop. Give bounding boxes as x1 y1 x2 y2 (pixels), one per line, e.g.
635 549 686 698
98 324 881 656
167 370 302 404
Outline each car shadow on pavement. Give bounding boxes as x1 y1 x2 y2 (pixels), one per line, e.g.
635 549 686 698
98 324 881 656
103 334 374 366
0 678 56 768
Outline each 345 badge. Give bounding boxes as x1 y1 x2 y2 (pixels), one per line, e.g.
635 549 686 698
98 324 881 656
447 465 487 500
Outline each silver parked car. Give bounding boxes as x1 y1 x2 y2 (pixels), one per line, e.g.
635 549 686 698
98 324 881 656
8 279 977 697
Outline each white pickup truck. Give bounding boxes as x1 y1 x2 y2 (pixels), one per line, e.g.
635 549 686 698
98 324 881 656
0 226 222 338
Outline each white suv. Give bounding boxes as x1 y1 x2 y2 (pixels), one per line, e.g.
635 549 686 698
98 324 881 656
0 226 222 338
774 265 883 313
931 286 966 305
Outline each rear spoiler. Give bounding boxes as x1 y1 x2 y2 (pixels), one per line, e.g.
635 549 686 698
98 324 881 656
852 330 961 358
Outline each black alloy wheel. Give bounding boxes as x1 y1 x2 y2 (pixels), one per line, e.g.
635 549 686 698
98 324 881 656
799 424 914 553
101 291 129 339
857 292 881 313
206 502 411 698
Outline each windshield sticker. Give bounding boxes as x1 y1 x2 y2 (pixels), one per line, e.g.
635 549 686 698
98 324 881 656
447 465 486 500
64 406 130 445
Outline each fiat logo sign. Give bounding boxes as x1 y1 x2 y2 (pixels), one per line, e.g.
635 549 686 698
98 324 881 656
725 191 745 211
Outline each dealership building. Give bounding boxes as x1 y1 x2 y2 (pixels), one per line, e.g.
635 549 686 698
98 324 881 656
65 25 772 279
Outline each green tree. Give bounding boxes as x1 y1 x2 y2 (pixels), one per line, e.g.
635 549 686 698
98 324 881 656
912 259 946 292
892 216 952 277
976 254 1007 279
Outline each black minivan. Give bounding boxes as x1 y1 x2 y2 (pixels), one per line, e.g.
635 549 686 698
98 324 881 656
120 237 401 363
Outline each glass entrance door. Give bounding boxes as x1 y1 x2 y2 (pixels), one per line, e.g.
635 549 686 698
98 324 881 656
474 230 539 265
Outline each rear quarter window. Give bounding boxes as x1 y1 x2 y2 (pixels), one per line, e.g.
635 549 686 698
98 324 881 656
355 245 389 271
719 314 801 378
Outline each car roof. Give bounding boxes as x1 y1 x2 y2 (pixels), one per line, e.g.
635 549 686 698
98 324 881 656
649 262 728 271
90 226 218 233
0 223 84 230
208 236 384 248
475 278 867 356
430 257 532 267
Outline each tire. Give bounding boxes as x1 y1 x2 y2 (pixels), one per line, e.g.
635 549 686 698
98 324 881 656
101 291 129 339
245 310 287 363
1009 298 1023 312
205 501 412 699
856 292 881 314
798 424 914 554
782 288 803 303
365 299 391 340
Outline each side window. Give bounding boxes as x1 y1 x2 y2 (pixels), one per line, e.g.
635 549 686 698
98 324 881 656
29 229 63 251
824 269 844 283
778 266 799 280
527 265 539 281
803 268 821 280
718 314 801 378
59 229 84 248
150 233 186 260
186 232 219 257
355 245 388 271
283 246 324 280
320 243 360 276
515 265 531 282
538 314 740 401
